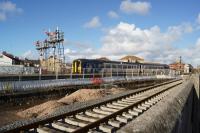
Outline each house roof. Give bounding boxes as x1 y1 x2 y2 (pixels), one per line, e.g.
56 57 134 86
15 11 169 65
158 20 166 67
97 57 110 61
169 62 185 65
120 55 144 61
2 51 21 62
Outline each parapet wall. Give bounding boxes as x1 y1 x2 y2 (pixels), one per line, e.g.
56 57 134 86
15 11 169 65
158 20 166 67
119 75 199 133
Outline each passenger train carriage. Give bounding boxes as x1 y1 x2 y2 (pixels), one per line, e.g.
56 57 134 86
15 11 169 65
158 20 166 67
72 59 170 76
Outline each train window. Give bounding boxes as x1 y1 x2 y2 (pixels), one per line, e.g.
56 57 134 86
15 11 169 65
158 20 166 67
98 64 102 68
112 64 116 68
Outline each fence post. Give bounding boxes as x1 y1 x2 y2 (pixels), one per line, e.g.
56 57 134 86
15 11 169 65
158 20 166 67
93 69 94 78
70 69 72 79
102 69 104 78
111 64 112 78
83 68 85 79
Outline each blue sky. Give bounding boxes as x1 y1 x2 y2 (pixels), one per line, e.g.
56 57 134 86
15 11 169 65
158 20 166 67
0 0 200 65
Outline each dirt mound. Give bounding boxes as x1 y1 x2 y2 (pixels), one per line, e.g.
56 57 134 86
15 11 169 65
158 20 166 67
58 89 106 104
109 87 127 94
17 100 64 118
17 88 126 119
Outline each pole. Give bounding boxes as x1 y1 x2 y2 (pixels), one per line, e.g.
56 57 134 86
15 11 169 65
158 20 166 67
110 64 112 78
56 63 58 80
117 65 118 77
83 68 85 79
70 69 72 79
102 68 104 78
39 67 41 80
132 69 133 78
93 68 94 78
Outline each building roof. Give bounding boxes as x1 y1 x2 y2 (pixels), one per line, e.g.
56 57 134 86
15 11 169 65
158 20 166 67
2 51 21 62
169 62 185 65
97 57 110 61
120 55 144 61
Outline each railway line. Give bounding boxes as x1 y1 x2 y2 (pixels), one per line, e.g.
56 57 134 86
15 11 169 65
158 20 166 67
1 79 182 133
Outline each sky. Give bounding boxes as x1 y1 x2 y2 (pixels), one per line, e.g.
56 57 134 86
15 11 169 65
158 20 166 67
0 0 200 66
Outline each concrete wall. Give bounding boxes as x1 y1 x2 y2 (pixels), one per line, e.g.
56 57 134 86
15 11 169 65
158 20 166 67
190 74 199 133
119 75 199 133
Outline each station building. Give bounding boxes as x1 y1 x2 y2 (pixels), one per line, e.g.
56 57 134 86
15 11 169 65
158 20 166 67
120 55 144 63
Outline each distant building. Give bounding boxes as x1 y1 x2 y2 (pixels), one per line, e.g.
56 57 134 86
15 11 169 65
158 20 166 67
184 64 193 73
169 62 184 70
0 51 40 75
169 62 193 74
40 56 64 73
23 58 40 67
0 51 23 65
120 55 144 63
97 57 110 61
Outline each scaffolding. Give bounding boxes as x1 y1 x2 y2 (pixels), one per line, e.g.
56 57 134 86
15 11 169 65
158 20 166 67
35 27 65 73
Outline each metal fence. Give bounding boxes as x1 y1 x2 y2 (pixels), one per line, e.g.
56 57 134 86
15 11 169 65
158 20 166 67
0 65 35 75
0 75 177 93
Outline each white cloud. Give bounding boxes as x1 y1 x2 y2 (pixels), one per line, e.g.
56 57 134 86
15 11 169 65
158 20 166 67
120 0 151 15
64 40 92 49
64 22 198 66
0 1 22 21
165 22 193 42
108 11 119 19
64 48 101 62
22 50 37 59
84 16 101 28
99 22 195 64
197 13 200 24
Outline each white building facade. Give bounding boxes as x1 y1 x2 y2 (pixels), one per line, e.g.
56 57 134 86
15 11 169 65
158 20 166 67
184 64 193 74
0 54 12 65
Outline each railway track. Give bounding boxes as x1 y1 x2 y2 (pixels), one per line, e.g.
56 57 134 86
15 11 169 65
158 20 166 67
1 79 182 133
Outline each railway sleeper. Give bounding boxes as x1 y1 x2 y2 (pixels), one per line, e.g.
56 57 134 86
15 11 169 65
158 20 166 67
133 107 143 113
111 102 129 107
93 108 112 115
106 103 124 109
121 99 137 104
141 103 151 108
145 101 154 106
64 116 89 127
85 110 106 118
128 109 139 116
122 112 135 119
99 123 116 133
116 101 132 105
100 105 119 112
37 125 63 133
108 119 123 128
116 115 130 123
75 114 98 122
51 121 79 132
137 105 147 110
